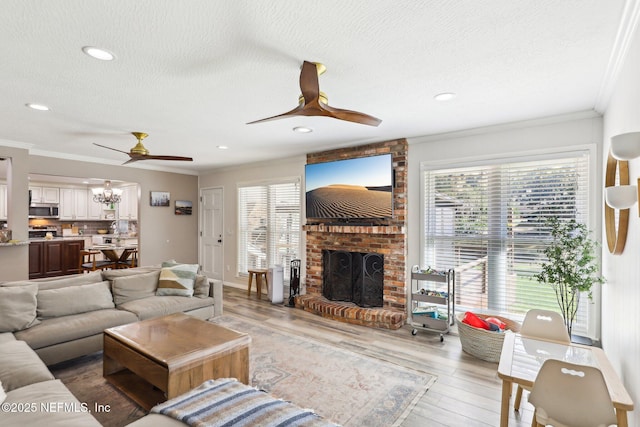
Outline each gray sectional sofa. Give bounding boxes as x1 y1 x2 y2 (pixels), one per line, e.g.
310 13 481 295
0 266 222 426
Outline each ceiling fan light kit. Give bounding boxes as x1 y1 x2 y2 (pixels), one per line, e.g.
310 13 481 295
247 60 382 127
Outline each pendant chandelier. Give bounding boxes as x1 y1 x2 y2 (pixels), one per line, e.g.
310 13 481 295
92 180 122 205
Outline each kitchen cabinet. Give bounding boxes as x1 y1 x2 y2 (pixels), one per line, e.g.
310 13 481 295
29 239 84 279
29 242 44 278
118 185 138 220
30 186 59 203
60 188 89 220
0 184 7 220
87 189 103 219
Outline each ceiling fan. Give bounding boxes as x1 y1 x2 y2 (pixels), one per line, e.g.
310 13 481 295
247 60 382 127
94 132 193 164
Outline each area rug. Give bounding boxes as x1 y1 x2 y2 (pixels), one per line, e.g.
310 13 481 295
211 316 436 427
51 315 436 427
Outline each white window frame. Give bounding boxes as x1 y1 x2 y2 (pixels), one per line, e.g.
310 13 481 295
420 145 600 338
237 177 302 281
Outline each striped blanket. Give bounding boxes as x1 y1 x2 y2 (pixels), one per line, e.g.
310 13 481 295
151 378 339 427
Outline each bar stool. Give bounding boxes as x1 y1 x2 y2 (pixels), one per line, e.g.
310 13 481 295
247 269 268 299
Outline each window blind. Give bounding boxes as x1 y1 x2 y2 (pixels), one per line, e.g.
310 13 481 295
421 151 592 333
238 179 301 281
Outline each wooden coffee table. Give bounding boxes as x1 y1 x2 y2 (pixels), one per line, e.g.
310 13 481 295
103 313 251 410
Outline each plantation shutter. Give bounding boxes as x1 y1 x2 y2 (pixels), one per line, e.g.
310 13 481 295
238 179 301 280
421 151 592 334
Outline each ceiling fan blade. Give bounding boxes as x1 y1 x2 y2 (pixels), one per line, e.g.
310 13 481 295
246 104 304 124
122 158 139 165
93 143 130 154
248 60 381 126
321 103 382 127
144 155 193 162
299 60 320 104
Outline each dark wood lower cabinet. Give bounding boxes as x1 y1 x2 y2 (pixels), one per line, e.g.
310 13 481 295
29 239 85 279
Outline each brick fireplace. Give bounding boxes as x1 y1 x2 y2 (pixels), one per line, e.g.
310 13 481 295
295 139 408 329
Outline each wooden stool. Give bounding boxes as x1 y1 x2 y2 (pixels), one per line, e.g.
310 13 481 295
247 269 268 299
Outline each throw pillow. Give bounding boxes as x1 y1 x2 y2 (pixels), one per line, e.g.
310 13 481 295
193 274 210 298
157 263 199 297
0 284 40 332
0 380 6 404
37 281 115 319
112 270 161 306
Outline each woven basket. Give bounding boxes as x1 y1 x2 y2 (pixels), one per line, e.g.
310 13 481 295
456 313 521 363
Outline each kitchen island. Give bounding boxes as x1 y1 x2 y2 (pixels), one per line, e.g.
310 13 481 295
29 237 85 279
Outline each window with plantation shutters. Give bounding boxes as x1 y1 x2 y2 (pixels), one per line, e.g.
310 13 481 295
421 150 593 334
238 178 301 281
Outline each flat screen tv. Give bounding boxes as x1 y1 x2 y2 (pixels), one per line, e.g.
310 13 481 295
305 154 393 222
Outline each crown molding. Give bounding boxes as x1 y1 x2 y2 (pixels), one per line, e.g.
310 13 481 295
594 0 640 113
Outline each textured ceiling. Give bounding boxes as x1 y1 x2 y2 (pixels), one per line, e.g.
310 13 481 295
0 0 630 174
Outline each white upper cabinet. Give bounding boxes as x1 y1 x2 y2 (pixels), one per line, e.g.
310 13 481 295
87 189 103 219
59 188 88 220
30 186 59 204
118 185 138 220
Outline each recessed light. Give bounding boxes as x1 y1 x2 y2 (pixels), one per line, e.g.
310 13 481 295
26 103 50 111
293 126 313 133
217 145 228 150
82 46 115 61
434 92 456 102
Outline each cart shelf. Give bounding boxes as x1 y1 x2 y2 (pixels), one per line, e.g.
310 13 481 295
410 269 455 342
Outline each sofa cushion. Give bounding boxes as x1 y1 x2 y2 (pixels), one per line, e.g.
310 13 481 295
101 266 160 281
0 340 54 391
2 270 104 291
0 284 40 332
112 270 160 306
14 308 138 350
193 274 210 298
118 295 214 320
37 281 115 319
156 263 198 297
0 333 16 344
1 379 101 426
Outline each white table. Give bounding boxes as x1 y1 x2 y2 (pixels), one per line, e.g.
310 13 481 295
497 331 633 427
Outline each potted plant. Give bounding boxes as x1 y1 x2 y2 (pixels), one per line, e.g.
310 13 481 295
534 217 605 337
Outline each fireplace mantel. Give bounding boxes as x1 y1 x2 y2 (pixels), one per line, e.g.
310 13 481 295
303 224 405 235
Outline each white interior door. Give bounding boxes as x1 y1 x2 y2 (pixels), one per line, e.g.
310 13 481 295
200 187 223 281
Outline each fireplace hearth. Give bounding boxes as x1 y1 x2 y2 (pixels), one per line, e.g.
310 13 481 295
322 249 383 308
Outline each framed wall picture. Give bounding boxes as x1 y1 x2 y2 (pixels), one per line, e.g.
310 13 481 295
175 200 192 215
150 191 170 207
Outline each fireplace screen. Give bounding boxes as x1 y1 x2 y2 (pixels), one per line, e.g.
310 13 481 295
322 249 383 307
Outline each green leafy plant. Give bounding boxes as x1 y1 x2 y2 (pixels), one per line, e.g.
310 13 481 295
534 217 605 337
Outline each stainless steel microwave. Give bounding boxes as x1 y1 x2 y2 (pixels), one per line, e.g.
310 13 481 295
29 203 59 219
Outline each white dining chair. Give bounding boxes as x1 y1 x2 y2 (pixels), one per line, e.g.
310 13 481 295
514 309 571 411
528 359 617 427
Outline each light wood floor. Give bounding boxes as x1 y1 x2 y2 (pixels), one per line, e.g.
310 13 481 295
224 286 535 427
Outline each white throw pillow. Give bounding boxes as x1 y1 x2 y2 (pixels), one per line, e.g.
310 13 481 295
0 379 6 404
